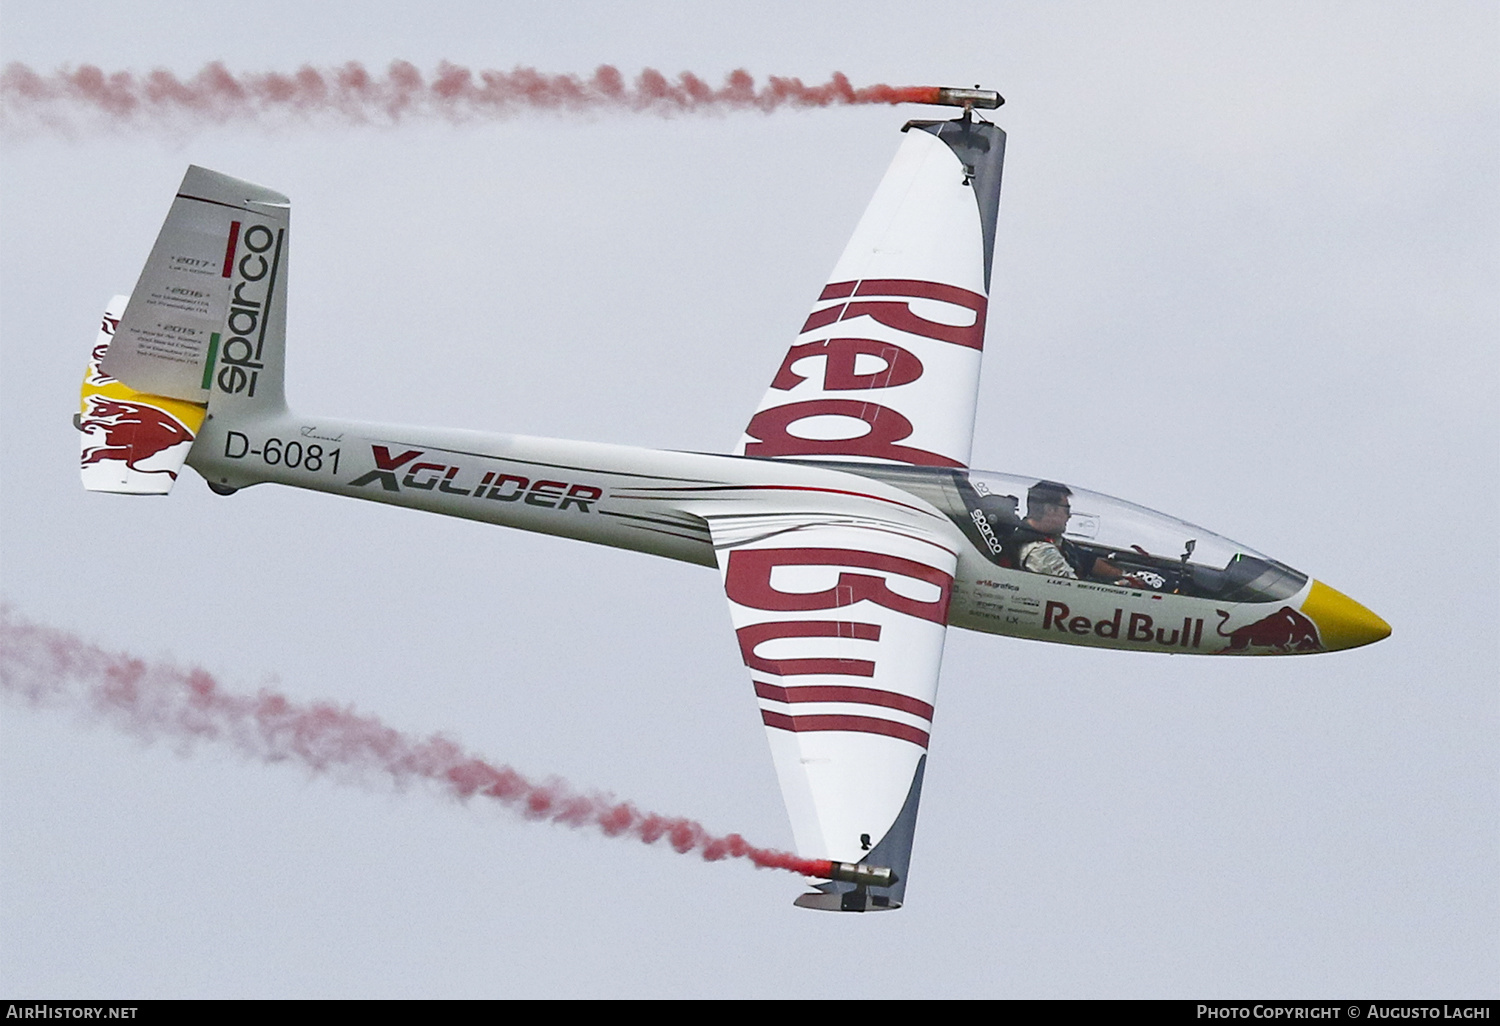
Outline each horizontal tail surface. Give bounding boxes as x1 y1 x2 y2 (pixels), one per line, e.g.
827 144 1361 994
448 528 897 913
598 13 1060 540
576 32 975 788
79 296 206 494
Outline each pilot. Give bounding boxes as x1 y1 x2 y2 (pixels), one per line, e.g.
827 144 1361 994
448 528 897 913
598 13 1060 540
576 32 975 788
1012 481 1081 577
1012 481 1127 582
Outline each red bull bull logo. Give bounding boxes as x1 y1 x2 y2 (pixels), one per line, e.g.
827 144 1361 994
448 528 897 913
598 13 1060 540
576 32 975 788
84 342 116 387
79 396 194 478
1214 606 1322 654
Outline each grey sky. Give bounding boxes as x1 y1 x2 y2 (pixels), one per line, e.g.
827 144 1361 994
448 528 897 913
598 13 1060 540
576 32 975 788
2 0 1495 998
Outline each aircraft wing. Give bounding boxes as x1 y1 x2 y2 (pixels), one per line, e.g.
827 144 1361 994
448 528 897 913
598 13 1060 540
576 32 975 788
693 485 961 911
734 117 1005 470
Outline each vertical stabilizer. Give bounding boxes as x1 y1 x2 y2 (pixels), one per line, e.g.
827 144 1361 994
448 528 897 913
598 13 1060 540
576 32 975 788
103 166 291 416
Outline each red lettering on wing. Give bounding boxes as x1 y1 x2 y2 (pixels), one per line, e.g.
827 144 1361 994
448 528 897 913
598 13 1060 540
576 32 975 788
727 547 952 624
743 398 964 467
753 680 934 720
735 621 880 677
760 709 929 749
800 279 987 350
770 338 924 392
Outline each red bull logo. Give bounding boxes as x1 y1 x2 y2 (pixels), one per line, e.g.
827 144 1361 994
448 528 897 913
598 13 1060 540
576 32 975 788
1215 606 1322 654
79 396 194 477
84 341 119 388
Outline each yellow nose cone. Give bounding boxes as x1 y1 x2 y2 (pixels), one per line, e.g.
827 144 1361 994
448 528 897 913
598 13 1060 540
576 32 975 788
1301 580 1392 651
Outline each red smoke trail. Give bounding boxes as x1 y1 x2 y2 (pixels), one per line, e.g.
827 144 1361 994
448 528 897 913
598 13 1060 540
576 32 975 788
0 609 823 878
1 61 942 128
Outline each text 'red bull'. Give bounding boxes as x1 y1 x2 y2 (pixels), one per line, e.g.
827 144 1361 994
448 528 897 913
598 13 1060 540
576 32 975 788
1044 601 1205 649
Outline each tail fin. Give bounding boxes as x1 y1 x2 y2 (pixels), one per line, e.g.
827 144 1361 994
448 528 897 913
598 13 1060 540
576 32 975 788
78 296 207 494
103 165 291 419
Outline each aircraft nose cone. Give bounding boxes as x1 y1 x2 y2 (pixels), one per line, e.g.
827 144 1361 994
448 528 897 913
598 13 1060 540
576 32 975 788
1302 580 1391 651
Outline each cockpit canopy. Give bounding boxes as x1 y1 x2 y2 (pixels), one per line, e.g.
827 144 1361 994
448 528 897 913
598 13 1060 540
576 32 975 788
822 464 1308 605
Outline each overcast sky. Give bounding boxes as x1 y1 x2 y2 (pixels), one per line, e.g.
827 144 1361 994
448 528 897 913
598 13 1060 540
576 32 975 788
2 0 1496 999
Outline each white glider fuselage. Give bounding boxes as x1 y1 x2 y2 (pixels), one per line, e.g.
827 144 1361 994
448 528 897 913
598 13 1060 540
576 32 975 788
186 412 1374 659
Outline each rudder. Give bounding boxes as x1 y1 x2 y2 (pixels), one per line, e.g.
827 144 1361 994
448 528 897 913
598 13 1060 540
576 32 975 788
103 165 291 419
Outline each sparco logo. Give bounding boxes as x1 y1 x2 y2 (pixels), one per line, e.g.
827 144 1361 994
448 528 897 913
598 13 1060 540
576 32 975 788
213 221 282 397
970 507 1004 555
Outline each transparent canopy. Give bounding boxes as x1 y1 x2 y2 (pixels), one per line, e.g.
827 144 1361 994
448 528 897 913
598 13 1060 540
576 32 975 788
828 464 1309 605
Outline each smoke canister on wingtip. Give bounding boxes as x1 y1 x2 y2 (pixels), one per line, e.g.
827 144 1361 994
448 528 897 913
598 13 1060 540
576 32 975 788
931 86 1003 109
807 860 900 888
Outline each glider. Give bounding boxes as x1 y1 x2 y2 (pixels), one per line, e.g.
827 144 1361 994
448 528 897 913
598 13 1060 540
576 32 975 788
77 90 1390 911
